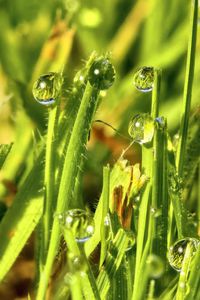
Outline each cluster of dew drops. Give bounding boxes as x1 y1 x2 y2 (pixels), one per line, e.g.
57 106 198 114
32 60 200 277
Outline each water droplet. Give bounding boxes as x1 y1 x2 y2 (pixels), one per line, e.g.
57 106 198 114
150 207 162 218
104 214 110 226
128 113 154 144
125 230 135 251
155 116 165 128
168 238 199 271
73 70 87 87
64 273 72 285
135 195 140 202
32 72 63 106
133 67 154 92
88 57 115 90
68 252 88 273
58 209 95 242
65 0 79 13
146 254 164 278
104 214 112 241
172 133 179 151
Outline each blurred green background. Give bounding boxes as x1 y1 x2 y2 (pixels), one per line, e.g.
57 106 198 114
0 0 199 297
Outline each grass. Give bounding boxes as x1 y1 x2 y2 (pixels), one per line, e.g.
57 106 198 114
0 0 200 299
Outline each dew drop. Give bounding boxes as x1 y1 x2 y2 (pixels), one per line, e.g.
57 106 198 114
64 273 72 285
88 57 115 90
68 252 88 273
155 116 165 128
128 113 154 144
58 209 95 242
168 238 199 271
73 70 87 87
133 66 154 92
32 72 63 106
150 207 162 218
146 254 164 278
125 230 135 251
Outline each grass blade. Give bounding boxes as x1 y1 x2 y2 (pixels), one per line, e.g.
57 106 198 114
176 0 198 177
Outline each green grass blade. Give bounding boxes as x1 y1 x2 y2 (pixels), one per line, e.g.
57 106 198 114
0 157 43 281
185 246 200 300
36 56 101 299
41 103 61 261
176 0 198 177
176 242 194 300
97 228 131 299
0 143 13 169
99 165 110 267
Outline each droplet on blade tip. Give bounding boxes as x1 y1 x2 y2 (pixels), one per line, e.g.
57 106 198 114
133 66 154 92
32 72 63 106
88 57 115 90
128 113 154 144
57 209 95 243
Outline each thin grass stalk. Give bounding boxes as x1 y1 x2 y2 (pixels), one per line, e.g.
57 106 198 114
176 0 198 177
99 165 110 267
42 105 59 262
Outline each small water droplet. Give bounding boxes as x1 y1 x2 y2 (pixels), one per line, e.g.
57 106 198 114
146 254 164 278
73 70 87 87
135 195 140 202
88 57 115 90
168 238 199 271
68 252 88 273
172 133 179 151
64 273 72 285
57 209 95 242
179 282 186 289
125 230 135 251
104 214 110 226
104 214 112 241
155 116 165 128
150 207 162 218
128 113 154 144
133 67 154 92
32 72 63 106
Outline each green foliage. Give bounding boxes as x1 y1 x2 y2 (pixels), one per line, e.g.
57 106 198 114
0 0 200 299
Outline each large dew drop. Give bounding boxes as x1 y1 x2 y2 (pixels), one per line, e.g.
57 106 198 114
32 72 63 106
128 113 154 144
58 209 95 243
133 66 154 92
88 57 115 90
168 238 199 271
